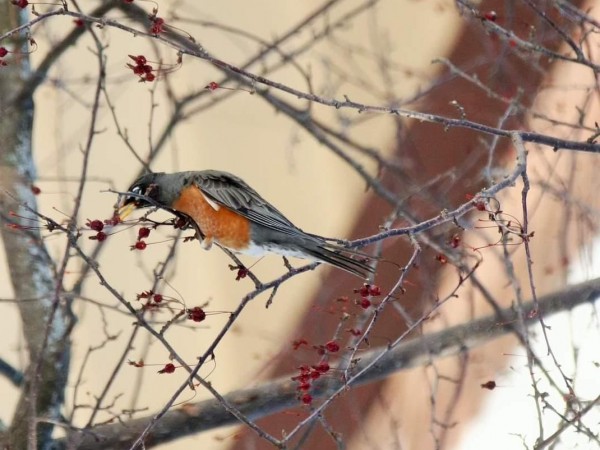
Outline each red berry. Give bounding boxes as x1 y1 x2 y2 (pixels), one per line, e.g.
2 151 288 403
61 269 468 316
292 338 308 350
298 382 311 391
298 365 310 374
325 340 340 353
292 373 310 384
0 47 8 58
187 306 206 322
136 290 152 300
133 240 147 250
142 64 153 74
301 394 313 405
150 17 165 34
355 284 370 297
137 227 150 239
153 294 163 303
73 18 84 28
104 215 121 226
314 362 330 373
158 363 176 374
368 285 381 296
483 11 497 21
87 219 104 231
206 81 219 91
359 298 371 309
145 73 156 82
235 267 248 281
128 54 146 65
89 231 107 242
450 234 461 248
13 0 28 9
466 194 487 211
30 185 41 195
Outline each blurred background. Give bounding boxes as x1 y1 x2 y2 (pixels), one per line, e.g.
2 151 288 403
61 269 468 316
1 0 600 449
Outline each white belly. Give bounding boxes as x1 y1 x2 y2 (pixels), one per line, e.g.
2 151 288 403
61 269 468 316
237 242 315 260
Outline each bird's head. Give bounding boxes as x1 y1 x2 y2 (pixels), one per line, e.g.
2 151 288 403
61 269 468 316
117 172 164 219
117 172 195 219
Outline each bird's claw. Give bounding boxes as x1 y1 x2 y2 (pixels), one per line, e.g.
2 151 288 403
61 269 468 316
200 237 213 250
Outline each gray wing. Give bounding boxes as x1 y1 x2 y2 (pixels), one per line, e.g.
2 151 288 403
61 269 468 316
192 170 305 236
190 170 374 278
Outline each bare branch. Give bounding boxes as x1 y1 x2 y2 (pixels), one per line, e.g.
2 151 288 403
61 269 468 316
56 277 600 449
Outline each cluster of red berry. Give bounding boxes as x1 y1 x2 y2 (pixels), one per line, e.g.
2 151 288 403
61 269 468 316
127 54 155 82
131 226 150 250
187 306 206 322
353 283 381 309
86 216 120 241
292 362 331 405
150 16 165 34
288 283 384 405
87 219 107 241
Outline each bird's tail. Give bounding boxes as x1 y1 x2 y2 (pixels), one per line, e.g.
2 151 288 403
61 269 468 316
305 243 375 279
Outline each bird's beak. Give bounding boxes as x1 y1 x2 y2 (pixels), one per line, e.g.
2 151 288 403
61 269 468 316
117 200 137 220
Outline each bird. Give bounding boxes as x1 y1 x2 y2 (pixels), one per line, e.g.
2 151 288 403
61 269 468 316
117 170 374 278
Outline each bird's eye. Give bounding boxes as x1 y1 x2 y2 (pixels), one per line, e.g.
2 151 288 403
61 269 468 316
131 186 142 195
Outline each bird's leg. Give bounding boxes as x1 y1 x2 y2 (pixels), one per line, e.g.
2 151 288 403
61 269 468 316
282 256 294 271
200 236 213 250
175 214 211 248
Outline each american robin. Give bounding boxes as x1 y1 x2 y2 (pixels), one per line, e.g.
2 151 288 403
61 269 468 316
117 170 374 278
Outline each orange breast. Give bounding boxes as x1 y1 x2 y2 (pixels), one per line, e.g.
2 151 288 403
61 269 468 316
171 184 251 250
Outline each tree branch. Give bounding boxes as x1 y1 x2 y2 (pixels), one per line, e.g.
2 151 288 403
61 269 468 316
0 2 72 448
58 277 600 449
0 358 24 387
